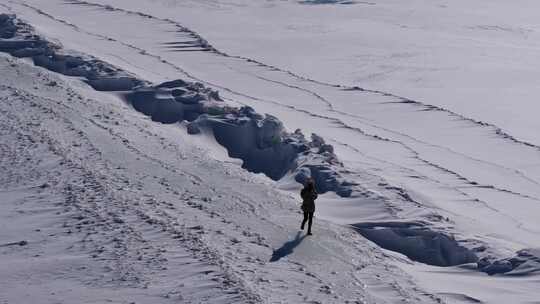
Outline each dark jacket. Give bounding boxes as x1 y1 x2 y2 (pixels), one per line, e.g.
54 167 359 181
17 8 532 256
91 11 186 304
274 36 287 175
301 187 318 213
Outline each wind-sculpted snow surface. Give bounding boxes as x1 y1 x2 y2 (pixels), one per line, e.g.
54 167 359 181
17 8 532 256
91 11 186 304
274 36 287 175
353 222 478 267
0 13 143 91
0 12 355 197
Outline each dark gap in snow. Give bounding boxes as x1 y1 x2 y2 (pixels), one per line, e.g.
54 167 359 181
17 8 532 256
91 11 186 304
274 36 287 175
352 222 478 267
436 293 482 304
125 82 356 196
477 248 540 276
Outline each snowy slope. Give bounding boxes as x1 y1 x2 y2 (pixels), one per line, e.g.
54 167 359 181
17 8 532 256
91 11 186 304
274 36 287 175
0 54 442 303
1 0 540 303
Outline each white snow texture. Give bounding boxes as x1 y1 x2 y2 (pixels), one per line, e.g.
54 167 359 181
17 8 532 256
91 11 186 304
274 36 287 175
1 1 540 303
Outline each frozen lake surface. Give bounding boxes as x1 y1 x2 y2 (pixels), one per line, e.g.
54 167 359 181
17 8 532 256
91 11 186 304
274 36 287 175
2 1 540 303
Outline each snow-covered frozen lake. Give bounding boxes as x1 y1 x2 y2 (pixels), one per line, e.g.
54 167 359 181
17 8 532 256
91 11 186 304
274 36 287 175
2 0 540 303
67 0 540 145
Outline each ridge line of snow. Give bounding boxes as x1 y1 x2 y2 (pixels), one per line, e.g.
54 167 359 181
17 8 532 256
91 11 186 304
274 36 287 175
10 0 540 194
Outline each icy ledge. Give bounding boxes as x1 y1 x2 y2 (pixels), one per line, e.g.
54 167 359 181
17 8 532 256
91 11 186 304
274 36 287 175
0 13 355 197
126 80 356 197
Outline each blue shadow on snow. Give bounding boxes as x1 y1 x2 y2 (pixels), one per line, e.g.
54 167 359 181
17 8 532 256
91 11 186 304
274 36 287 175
270 232 306 262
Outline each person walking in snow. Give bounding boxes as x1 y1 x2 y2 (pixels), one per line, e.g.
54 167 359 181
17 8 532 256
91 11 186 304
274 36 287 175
300 178 318 235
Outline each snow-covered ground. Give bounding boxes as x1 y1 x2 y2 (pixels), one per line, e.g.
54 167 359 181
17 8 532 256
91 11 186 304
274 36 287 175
0 54 440 303
1 0 540 303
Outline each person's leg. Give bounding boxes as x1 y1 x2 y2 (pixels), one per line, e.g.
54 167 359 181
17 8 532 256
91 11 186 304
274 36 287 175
301 211 308 230
307 212 314 235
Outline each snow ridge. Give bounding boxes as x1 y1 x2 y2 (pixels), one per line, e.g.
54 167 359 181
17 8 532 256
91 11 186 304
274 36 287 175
0 12 357 198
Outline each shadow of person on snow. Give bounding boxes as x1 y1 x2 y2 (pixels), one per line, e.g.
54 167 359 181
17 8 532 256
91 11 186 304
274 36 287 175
270 232 306 262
